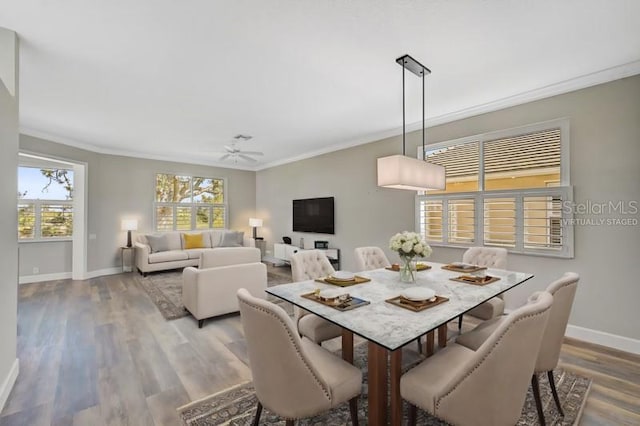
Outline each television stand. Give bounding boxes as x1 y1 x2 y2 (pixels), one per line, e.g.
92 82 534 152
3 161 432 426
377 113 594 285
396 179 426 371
273 244 341 270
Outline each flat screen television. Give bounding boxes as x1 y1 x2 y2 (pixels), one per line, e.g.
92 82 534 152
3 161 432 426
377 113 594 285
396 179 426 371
293 197 335 234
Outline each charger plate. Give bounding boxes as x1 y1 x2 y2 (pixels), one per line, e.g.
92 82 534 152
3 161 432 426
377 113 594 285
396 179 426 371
315 276 371 287
442 264 487 273
301 292 370 311
449 275 500 286
385 295 449 312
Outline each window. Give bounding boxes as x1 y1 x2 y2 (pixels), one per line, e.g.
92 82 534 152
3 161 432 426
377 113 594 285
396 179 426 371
416 119 573 258
17 167 74 241
154 174 226 231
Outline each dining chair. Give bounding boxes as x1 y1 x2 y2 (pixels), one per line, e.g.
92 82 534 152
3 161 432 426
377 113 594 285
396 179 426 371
354 246 391 272
290 250 343 344
401 291 553 426
455 273 579 425
457 246 508 330
530 272 580 425
237 288 361 425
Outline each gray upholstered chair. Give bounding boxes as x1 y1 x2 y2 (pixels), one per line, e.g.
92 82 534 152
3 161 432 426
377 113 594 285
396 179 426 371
354 246 391 272
237 288 361 425
401 291 553 426
290 250 343 344
457 246 508 330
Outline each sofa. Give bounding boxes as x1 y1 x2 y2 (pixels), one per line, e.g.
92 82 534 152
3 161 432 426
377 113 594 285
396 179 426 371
134 230 255 276
183 248 267 327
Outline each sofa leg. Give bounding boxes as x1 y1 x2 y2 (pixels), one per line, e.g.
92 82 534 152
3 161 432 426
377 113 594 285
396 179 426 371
198 319 204 328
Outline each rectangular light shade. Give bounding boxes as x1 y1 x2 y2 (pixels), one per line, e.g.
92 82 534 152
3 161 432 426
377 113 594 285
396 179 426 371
249 218 263 227
121 219 138 231
377 155 446 191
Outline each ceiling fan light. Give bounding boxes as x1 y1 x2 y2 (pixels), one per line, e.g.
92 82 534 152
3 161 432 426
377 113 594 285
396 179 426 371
377 154 445 191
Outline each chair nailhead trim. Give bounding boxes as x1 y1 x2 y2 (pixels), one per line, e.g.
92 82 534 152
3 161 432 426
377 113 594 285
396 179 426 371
239 298 332 404
435 306 551 410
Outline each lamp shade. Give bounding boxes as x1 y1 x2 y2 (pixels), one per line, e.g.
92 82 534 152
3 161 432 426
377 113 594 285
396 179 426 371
377 155 446 191
249 218 263 228
121 219 138 231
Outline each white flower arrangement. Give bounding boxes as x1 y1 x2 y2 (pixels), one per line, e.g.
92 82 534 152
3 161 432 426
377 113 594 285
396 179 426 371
389 231 432 259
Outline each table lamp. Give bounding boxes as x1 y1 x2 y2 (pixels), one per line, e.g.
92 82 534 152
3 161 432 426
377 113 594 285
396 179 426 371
121 219 138 247
249 218 263 240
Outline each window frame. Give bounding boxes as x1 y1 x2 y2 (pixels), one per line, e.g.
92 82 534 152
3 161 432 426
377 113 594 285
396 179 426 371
153 173 228 232
18 199 74 242
415 118 574 258
17 165 75 243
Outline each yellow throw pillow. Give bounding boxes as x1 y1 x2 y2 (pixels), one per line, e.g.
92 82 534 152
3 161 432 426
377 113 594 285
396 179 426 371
183 233 205 249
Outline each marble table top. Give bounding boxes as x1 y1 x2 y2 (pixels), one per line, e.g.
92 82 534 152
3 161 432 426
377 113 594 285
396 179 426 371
266 262 533 351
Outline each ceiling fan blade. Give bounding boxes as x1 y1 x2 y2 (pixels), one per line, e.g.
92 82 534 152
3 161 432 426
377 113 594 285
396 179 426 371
239 151 264 156
238 154 258 162
220 154 231 161
224 145 235 152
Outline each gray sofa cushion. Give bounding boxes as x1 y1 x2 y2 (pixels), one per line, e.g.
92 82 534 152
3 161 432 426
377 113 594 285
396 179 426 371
146 234 171 253
220 231 244 247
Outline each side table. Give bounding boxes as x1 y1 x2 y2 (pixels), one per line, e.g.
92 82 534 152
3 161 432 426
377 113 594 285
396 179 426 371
121 246 135 272
254 239 266 260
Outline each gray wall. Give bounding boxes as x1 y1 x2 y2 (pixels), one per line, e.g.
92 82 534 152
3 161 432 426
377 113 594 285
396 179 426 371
19 242 72 276
19 135 257 274
0 27 19 405
257 75 640 340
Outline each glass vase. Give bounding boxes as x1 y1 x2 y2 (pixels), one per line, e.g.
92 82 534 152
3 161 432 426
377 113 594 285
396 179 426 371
399 256 416 283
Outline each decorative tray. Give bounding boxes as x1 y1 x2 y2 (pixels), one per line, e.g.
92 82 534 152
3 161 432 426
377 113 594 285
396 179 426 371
449 275 500 286
301 292 370 311
385 295 449 312
385 263 431 272
315 276 371 287
442 264 487 273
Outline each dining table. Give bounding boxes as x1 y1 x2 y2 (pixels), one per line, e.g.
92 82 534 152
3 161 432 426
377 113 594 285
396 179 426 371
266 261 534 426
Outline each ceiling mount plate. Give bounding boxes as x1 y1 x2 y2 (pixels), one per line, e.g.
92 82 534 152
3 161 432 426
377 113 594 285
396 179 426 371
396 54 431 77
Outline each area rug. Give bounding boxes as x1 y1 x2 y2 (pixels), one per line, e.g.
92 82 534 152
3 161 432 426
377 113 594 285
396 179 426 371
137 267 293 320
178 344 591 425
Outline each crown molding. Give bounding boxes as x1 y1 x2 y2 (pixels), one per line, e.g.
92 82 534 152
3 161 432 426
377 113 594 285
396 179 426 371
22 60 640 173
257 60 640 170
19 127 259 172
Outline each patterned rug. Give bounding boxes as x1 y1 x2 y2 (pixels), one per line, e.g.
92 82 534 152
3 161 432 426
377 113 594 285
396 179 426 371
178 345 591 425
137 265 293 320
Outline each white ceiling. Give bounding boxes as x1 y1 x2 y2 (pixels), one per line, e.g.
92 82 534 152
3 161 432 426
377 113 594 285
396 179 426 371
2 0 640 171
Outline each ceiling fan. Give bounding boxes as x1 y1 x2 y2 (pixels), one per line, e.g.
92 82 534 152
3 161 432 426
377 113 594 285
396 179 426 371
210 135 264 163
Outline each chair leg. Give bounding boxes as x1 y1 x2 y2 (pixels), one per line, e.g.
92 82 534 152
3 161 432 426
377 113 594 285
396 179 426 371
252 402 262 426
531 374 546 426
285 420 294 426
547 370 564 417
349 396 359 426
458 314 463 331
408 403 417 426
416 336 423 354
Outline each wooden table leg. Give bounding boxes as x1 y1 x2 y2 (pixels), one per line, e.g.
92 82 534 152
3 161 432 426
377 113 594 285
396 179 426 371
425 331 435 356
390 349 403 426
342 329 354 364
438 324 448 348
367 342 388 426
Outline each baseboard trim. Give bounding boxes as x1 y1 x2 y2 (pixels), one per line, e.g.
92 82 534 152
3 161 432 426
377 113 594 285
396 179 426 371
85 267 123 279
0 359 19 412
565 325 640 355
19 267 123 283
19 272 72 284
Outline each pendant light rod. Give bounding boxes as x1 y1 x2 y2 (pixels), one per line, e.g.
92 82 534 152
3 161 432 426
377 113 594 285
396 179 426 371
402 63 406 155
396 55 431 158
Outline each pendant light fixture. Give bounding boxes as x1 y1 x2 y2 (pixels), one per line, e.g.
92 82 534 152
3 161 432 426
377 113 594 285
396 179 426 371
377 54 446 191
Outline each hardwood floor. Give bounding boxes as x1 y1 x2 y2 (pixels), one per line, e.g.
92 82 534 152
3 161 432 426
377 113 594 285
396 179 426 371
2 270 639 425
